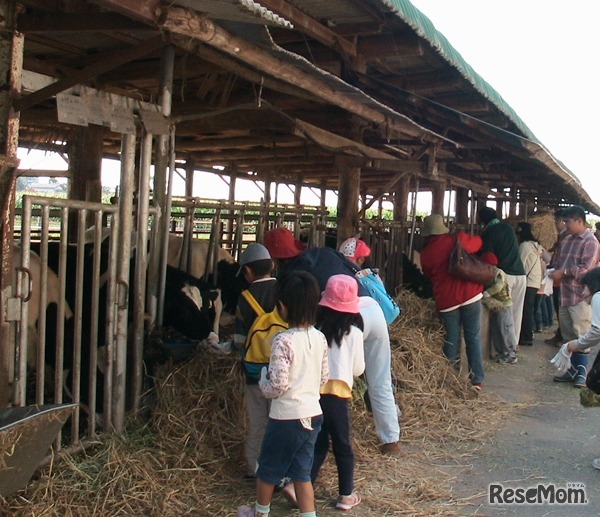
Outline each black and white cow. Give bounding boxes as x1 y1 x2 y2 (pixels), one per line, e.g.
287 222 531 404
83 230 246 325
165 234 247 322
163 265 222 341
23 239 228 419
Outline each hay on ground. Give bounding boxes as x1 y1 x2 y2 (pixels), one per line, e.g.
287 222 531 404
1 291 513 516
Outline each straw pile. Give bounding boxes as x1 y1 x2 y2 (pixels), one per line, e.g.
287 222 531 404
512 211 556 250
1 291 512 516
0 428 20 471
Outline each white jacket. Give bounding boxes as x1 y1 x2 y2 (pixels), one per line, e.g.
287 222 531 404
519 240 543 289
326 325 365 391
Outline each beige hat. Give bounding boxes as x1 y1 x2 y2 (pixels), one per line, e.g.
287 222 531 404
422 214 449 237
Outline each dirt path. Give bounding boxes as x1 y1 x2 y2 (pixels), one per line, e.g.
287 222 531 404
446 329 600 516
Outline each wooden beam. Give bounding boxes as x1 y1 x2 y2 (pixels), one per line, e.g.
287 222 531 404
359 170 411 215
13 35 166 112
257 0 357 58
183 134 301 152
159 6 450 144
292 119 397 160
191 144 329 162
357 33 424 60
17 13 148 33
17 168 70 178
366 159 424 174
89 0 161 25
23 33 88 56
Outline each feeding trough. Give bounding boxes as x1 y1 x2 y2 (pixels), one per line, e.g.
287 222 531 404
0 403 76 497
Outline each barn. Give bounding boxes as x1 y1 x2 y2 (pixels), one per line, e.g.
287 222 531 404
1 0 599 505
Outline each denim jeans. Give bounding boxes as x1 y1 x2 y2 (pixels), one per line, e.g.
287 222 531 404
439 300 485 384
535 294 554 329
360 298 401 444
542 295 553 327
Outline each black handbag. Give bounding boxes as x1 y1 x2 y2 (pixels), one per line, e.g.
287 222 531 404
448 235 496 287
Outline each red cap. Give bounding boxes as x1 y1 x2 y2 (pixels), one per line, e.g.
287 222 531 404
263 228 305 259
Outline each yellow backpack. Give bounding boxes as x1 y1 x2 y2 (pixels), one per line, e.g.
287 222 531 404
241 290 288 380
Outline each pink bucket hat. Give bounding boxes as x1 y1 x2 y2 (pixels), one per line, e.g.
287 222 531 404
263 228 305 259
339 237 371 260
318 274 360 314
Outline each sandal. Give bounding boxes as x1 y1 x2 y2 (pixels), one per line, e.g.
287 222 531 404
335 493 361 511
592 458 600 470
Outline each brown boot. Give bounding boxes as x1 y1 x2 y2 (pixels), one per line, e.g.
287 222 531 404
544 332 562 345
380 441 401 455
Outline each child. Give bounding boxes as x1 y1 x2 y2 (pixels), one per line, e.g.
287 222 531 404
311 274 365 511
233 243 278 478
482 267 518 364
238 271 329 517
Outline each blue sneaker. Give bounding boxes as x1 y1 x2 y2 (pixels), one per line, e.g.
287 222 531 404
553 370 576 383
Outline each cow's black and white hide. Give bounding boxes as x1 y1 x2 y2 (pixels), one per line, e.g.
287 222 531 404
162 265 222 341
298 227 338 249
25 239 227 420
85 230 246 324
401 252 433 299
166 235 246 325
214 259 248 319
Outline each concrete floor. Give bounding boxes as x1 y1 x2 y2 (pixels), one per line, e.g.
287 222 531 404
447 328 600 516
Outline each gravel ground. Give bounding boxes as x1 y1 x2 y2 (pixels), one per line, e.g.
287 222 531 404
444 328 600 516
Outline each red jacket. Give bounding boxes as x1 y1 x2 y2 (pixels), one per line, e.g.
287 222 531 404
420 232 484 311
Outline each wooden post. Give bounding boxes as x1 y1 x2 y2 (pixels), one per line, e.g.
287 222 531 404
68 125 104 240
320 180 327 211
431 181 445 215
294 178 302 206
227 166 237 248
455 187 469 226
185 158 195 199
0 0 21 406
113 133 136 432
335 155 360 244
495 198 503 218
508 185 518 219
262 175 272 236
393 175 409 223
147 45 174 327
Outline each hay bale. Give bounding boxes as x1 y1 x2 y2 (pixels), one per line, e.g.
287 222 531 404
527 212 557 250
